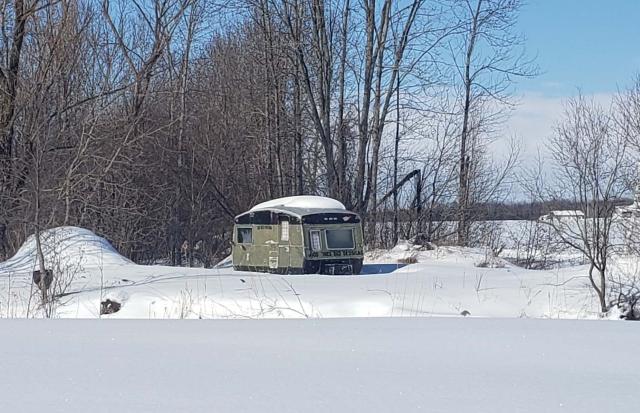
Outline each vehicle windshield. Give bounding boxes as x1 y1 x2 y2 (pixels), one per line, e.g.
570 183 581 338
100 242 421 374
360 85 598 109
325 229 354 249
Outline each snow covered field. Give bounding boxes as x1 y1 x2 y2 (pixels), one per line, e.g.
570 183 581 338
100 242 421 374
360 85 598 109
1 317 638 412
1 227 638 411
0 226 608 319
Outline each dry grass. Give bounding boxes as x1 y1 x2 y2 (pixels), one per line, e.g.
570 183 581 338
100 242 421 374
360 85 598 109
398 256 418 265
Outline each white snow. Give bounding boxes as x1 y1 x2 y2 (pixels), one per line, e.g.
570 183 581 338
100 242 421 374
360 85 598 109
0 226 131 274
0 226 612 319
1 226 638 410
0 317 638 413
249 195 346 211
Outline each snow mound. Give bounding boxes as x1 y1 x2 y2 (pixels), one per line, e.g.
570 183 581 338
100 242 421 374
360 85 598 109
250 195 346 211
214 255 233 269
391 239 420 252
0 226 131 274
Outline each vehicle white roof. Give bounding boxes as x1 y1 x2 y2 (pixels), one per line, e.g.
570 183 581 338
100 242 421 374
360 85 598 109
236 196 355 220
250 196 346 212
242 206 352 219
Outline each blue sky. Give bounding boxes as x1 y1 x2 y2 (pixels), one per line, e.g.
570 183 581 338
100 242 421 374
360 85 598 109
517 0 640 95
498 1 640 168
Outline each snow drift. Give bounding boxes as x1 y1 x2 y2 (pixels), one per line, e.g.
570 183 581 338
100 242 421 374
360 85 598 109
0 226 131 275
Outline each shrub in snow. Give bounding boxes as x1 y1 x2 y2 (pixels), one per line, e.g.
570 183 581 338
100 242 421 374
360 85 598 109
475 254 506 269
619 301 639 320
391 239 412 252
398 255 418 265
607 258 640 320
100 299 121 315
32 269 53 291
608 288 640 320
393 238 434 253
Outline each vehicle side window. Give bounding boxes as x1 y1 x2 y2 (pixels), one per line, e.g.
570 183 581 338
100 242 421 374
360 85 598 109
310 230 321 251
237 227 253 244
281 219 289 242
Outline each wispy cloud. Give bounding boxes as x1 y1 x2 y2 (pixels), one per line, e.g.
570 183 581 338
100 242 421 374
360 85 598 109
496 91 615 166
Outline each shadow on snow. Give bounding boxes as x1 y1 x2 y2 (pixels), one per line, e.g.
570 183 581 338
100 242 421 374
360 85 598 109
360 263 407 275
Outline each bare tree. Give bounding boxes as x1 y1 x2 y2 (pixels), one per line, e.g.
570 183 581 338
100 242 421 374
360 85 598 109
0 0 553 274
616 74 640 151
609 74 640 319
452 0 536 246
0 0 40 260
546 95 632 314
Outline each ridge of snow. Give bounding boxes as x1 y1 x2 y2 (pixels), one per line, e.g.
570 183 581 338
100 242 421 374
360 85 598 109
0 226 131 274
250 195 346 211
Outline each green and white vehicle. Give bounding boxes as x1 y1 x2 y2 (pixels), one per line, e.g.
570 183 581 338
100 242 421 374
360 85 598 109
232 196 364 275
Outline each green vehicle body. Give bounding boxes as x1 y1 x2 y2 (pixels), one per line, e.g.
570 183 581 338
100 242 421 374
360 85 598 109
232 206 364 275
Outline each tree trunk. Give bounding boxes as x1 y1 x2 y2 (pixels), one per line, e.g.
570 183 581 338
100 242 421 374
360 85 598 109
457 0 482 247
336 0 350 205
293 67 304 195
587 263 607 314
393 71 400 246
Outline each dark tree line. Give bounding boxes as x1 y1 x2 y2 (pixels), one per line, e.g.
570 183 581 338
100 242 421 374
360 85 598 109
0 0 534 266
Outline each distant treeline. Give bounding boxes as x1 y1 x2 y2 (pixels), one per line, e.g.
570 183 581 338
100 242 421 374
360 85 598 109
470 199 634 221
387 198 634 223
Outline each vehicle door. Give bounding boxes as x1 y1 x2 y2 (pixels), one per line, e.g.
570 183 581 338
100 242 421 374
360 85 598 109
277 216 291 270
